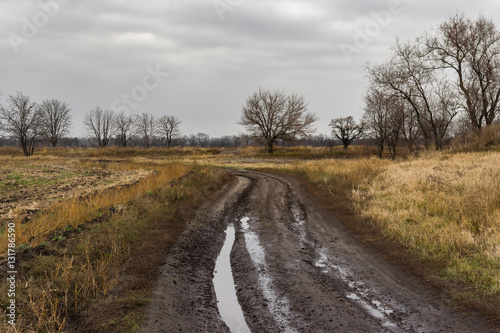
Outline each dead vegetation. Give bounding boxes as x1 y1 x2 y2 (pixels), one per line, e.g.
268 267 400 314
293 153 500 321
0 152 233 332
1 145 499 330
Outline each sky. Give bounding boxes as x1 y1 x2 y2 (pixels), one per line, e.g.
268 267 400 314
0 0 498 138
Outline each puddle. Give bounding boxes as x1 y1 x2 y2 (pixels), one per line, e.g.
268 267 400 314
240 216 298 333
213 224 251 333
288 200 401 331
291 202 308 245
346 293 397 329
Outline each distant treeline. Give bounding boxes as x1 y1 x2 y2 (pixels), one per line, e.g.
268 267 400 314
0 133 339 149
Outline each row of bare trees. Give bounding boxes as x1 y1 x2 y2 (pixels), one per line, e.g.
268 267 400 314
0 92 71 156
83 107 181 148
0 92 182 156
362 14 500 155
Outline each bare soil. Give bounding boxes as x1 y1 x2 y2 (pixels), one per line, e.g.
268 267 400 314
143 170 498 333
0 162 150 224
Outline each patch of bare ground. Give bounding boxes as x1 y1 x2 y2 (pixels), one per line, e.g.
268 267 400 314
0 158 151 226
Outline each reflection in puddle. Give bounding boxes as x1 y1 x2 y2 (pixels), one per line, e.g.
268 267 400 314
240 216 298 333
213 224 251 333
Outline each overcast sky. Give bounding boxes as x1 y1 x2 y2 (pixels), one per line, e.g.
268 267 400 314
1 0 498 138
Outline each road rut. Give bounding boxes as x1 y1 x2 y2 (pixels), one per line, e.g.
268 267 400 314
143 170 496 333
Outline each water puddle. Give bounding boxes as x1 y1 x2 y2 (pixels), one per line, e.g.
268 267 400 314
213 224 251 333
347 293 396 329
291 202 308 245
289 201 401 331
240 216 298 333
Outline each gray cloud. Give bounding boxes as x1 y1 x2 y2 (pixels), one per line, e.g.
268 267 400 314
1 0 499 138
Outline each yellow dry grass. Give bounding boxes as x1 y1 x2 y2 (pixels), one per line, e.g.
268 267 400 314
0 160 191 252
294 152 500 298
0 155 222 332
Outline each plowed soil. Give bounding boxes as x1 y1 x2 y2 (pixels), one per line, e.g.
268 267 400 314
0 162 150 224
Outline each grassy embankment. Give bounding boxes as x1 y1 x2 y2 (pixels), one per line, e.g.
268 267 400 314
293 152 500 321
0 152 232 332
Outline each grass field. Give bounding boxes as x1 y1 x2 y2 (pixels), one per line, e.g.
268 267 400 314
0 146 498 331
290 153 500 319
0 152 232 332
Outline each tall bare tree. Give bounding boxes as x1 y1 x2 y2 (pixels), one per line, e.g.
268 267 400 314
386 100 405 159
115 112 137 147
137 112 156 148
239 88 317 153
157 115 181 148
0 92 41 156
423 14 500 130
363 88 390 157
400 100 422 152
83 107 115 147
39 99 72 147
329 116 364 150
367 40 458 150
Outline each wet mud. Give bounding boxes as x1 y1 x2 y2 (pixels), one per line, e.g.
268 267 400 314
143 170 497 333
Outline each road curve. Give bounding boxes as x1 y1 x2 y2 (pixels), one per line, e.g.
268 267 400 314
143 170 496 333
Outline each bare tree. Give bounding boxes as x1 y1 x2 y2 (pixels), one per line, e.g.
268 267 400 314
239 88 317 153
188 134 198 147
137 112 156 148
363 88 390 157
115 112 137 147
0 92 41 156
157 115 181 148
329 116 364 150
386 100 405 159
38 99 72 147
423 14 500 130
196 132 210 148
367 40 458 150
83 107 115 147
400 100 422 152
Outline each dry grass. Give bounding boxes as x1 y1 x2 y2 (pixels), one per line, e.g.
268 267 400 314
0 152 232 332
353 153 500 294
451 123 500 152
2 162 189 251
2 145 499 328
293 152 500 315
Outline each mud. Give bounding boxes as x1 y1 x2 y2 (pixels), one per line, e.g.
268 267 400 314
143 170 497 333
0 163 150 224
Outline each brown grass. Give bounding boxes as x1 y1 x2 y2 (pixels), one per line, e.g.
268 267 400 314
0 153 232 332
292 152 500 319
3 162 190 251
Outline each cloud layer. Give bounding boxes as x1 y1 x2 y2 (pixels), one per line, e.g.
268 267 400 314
1 0 498 137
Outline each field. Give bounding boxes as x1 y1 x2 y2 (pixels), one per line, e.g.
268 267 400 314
294 153 500 317
0 151 233 332
0 146 498 331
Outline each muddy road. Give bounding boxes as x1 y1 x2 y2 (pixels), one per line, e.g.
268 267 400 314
143 170 496 333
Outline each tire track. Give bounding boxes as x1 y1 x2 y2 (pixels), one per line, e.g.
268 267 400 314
143 170 496 333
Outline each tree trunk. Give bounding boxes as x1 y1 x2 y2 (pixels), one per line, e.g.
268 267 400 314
377 144 384 158
388 144 397 160
267 140 274 154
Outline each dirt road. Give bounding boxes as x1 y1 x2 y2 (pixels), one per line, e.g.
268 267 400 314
143 170 496 333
